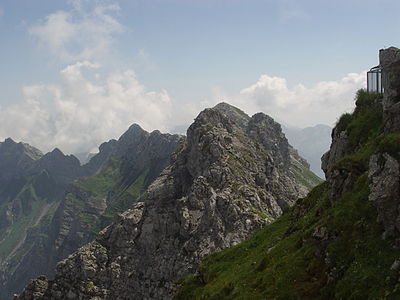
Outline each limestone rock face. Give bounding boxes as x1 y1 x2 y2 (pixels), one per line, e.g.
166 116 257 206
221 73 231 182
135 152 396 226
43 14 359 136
368 153 400 240
321 128 348 182
321 127 352 202
16 104 315 300
3 125 182 299
380 47 400 133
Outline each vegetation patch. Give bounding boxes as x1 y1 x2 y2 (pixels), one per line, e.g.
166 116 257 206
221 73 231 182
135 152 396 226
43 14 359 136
174 90 400 300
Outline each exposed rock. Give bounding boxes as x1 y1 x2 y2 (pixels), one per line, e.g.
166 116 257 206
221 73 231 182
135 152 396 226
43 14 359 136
380 47 400 133
15 276 48 300
368 153 400 240
16 104 316 300
320 125 353 202
2 125 182 299
321 128 348 182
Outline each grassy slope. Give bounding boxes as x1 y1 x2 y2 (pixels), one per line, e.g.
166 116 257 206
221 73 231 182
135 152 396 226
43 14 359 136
65 157 148 230
0 174 59 265
175 90 400 300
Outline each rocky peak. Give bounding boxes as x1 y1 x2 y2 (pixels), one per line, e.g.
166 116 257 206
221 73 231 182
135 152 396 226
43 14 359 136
0 138 43 185
29 148 84 190
212 102 250 129
247 112 291 171
15 104 317 300
83 140 118 174
116 123 149 154
0 138 43 162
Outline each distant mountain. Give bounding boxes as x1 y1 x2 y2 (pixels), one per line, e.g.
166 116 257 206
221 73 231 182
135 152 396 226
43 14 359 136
73 152 96 165
15 103 321 299
0 126 183 299
282 124 332 178
0 140 88 299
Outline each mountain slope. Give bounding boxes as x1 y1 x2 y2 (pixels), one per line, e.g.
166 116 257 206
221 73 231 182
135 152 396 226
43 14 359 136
0 144 89 299
1 125 182 299
16 103 320 299
174 48 400 299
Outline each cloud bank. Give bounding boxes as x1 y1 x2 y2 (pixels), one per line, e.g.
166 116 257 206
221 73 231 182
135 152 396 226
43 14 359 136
0 62 172 153
0 0 367 155
0 66 366 154
230 71 366 128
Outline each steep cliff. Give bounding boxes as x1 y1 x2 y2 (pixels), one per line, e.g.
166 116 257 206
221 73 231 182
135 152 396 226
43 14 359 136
16 103 319 299
1 125 182 299
0 144 87 299
174 48 400 299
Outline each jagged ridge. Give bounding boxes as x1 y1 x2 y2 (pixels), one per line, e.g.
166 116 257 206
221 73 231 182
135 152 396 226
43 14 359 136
0 126 182 299
16 103 319 299
174 48 400 299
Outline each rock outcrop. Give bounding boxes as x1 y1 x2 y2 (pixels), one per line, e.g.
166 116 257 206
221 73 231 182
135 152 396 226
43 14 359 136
1 125 182 299
379 47 400 133
321 47 400 240
367 47 400 241
172 47 400 299
368 153 400 240
16 103 318 299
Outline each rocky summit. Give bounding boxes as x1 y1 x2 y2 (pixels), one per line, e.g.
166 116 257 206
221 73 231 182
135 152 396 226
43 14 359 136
0 125 182 299
172 48 400 299
16 103 319 299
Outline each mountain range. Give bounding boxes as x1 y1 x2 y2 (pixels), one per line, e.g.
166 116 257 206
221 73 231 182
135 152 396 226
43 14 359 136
3 47 400 300
0 101 319 299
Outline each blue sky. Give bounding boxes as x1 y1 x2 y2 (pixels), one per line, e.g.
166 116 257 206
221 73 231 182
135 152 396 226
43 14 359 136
0 0 399 153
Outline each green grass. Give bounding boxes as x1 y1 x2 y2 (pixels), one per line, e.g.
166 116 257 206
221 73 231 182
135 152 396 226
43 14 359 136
75 157 121 198
175 89 400 300
175 177 399 300
0 192 48 259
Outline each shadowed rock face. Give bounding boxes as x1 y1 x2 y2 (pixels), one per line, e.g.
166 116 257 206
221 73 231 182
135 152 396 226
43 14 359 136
16 103 316 300
1 125 182 299
380 47 400 134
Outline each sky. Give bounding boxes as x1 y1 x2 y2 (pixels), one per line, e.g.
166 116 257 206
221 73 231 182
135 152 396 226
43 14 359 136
0 0 399 154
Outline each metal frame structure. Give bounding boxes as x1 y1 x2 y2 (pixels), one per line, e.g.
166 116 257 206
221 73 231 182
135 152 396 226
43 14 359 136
367 65 383 93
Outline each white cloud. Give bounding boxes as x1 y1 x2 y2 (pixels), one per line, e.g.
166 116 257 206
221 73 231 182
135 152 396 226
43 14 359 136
228 71 366 128
1 0 366 154
0 62 173 154
0 67 366 154
29 1 123 62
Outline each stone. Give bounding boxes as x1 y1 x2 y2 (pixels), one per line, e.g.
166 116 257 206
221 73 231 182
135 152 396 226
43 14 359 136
380 47 400 133
368 153 400 239
16 103 316 300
